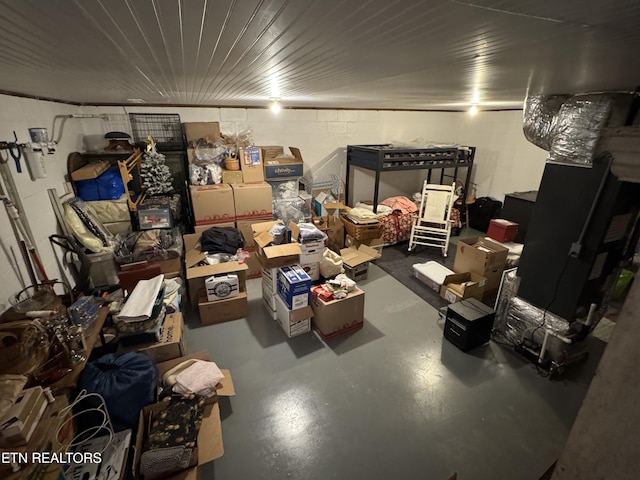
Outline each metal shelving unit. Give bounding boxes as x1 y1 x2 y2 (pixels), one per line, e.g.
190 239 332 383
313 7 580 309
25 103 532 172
345 144 475 212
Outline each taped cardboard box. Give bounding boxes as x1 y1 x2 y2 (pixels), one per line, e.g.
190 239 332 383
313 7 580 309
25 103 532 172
231 183 273 221
263 147 304 180
117 312 187 363
198 291 248 326
340 245 381 282
190 184 235 226
440 272 486 303
311 287 365 340
239 147 265 183
183 122 221 144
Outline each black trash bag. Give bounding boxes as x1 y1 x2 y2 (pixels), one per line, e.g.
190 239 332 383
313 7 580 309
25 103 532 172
78 352 158 432
201 226 243 254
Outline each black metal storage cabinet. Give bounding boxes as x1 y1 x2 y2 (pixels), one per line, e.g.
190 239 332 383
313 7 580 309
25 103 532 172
501 190 538 243
345 144 475 212
517 159 640 321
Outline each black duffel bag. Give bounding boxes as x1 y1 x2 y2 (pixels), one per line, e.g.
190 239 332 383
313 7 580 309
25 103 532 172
469 197 502 232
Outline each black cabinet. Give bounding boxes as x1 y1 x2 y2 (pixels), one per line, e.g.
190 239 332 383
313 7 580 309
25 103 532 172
501 191 538 243
517 160 640 320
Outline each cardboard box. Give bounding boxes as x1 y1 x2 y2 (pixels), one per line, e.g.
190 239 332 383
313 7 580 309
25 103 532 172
263 147 304 180
0 387 48 446
263 298 278 320
453 237 509 293
231 183 273 221
299 261 319 281
184 122 221 143
262 282 278 312
70 160 110 181
311 287 365 339
274 294 312 338
244 249 262 279
152 256 183 277
184 232 248 307
440 272 487 303
277 265 312 310
340 245 381 282
487 219 519 243
260 145 285 160
193 222 236 236
190 184 235 226
312 214 345 252
236 219 256 249
222 170 243 184
345 234 384 255
262 267 279 295
198 291 248 326
251 220 302 269
412 261 455 293
298 240 324 264
118 313 187 363
239 147 265 183
134 396 228 480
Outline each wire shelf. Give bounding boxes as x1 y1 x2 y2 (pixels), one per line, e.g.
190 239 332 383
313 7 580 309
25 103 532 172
129 113 185 149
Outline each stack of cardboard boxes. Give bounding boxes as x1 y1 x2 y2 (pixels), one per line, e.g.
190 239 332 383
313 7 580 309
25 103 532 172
183 232 249 326
413 236 508 303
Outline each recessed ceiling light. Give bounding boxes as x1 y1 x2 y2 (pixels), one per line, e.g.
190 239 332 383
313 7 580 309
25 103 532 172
127 98 145 103
270 98 282 114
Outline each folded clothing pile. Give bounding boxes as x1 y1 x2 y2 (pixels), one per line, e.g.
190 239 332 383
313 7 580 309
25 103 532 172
310 273 356 301
162 359 225 398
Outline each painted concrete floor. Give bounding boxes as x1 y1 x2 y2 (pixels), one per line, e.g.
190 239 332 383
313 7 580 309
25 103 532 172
184 264 604 480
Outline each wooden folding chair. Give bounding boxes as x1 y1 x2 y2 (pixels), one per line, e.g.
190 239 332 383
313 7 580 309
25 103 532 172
408 182 456 256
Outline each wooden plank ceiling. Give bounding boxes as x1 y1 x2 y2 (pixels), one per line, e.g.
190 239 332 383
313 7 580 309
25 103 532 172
0 0 638 109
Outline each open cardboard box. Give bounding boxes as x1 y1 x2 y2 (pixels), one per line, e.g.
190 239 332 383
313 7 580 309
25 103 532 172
155 351 235 401
251 220 301 269
262 146 304 180
340 244 382 281
439 271 486 303
117 312 187 363
134 352 235 480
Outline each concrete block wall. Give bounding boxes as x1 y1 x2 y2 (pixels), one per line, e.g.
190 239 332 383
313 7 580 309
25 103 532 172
0 94 547 303
0 94 84 303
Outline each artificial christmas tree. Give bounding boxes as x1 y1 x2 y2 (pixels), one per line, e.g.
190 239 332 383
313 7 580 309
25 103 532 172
140 136 174 196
